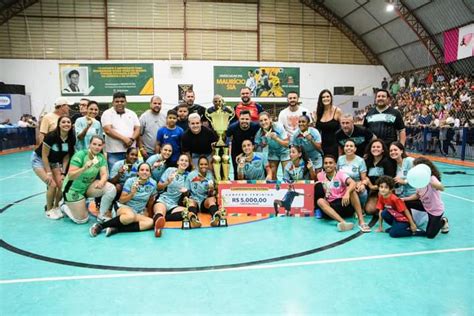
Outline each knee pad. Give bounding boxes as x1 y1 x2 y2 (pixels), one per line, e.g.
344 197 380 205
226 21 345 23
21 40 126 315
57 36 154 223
61 204 89 224
103 182 117 198
188 206 199 215
209 204 219 215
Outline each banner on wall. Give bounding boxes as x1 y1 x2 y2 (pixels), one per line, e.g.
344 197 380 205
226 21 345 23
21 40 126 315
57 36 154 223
0 95 12 110
218 181 314 216
214 66 300 98
60 63 154 96
444 23 474 63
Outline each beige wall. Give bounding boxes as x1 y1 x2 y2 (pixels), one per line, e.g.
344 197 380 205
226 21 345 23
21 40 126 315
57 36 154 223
0 0 372 65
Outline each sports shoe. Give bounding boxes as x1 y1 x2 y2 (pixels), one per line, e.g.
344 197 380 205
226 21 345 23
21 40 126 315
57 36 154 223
441 217 449 234
315 209 323 219
53 207 64 219
189 213 202 228
210 211 222 227
154 216 165 238
45 208 63 220
89 223 103 237
105 227 118 237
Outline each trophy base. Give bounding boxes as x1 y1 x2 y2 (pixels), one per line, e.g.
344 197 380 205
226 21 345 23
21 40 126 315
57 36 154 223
182 220 191 230
219 218 228 227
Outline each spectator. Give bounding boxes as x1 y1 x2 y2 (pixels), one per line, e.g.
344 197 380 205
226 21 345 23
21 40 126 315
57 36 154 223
101 92 140 171
138 96 167 159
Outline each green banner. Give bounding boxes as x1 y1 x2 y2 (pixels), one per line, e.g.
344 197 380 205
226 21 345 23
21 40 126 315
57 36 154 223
214 66 300 98
60 63 154 97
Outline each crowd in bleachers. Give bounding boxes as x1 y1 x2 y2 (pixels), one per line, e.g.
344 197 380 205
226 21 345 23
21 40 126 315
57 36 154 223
359 69 473 156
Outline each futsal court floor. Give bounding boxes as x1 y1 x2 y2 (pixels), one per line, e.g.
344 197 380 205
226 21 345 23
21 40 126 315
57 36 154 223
1 151 473 315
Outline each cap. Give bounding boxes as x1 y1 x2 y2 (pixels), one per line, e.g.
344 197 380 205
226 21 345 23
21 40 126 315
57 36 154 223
54 97 74 107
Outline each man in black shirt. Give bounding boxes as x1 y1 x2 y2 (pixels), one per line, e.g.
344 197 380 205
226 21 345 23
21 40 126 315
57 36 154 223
173 89 208 126
226 110 259 180
181 113 217 167
336 113 375 157
363 89 405 147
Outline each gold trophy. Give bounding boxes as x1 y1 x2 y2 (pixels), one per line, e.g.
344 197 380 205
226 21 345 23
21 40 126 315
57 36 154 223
205 95 235 181
219 196 228 227
181 197 191 230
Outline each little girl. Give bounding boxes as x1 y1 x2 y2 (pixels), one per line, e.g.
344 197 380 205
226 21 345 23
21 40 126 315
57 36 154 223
402 157 449 239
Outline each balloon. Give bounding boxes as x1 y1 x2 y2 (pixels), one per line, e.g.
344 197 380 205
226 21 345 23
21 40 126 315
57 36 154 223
407 164 432 189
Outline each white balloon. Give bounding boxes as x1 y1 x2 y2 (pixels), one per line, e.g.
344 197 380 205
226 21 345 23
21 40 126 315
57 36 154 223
407 164 432 189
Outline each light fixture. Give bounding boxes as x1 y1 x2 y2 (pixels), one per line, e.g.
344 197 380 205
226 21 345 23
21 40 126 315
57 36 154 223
386 0 395 12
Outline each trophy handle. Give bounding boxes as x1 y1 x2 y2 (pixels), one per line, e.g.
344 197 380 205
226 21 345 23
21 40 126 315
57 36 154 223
228 106 235 122
205 108 212 122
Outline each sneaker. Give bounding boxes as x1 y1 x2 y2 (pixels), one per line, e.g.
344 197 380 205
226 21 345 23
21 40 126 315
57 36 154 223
210 211 222 227
105 227 118 237
52 207 64 219
189 213 202 228
89 223 103 237
154 216 165 238
45 208 62 220
97 214 111 223
441 217 449 234
315 209 323 219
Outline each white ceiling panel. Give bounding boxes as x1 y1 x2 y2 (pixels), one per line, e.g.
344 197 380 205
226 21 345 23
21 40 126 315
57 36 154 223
379 48 413 74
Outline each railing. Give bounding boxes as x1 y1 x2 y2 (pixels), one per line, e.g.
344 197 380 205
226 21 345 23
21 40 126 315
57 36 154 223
405 125 473 161
0 127 36 151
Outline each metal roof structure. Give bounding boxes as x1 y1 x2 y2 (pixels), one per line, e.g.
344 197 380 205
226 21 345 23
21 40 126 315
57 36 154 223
302 0 473 75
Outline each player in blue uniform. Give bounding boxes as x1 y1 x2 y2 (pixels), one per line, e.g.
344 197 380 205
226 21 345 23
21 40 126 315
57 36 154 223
152 154 201 237
283 145 317 182
109 147 141 196
254 112 290 180
187 156 223 227
89 162 157 237
236 139 272 180
337 139 369 206
146 143 173 183
290 114 323 171
273 183 304 216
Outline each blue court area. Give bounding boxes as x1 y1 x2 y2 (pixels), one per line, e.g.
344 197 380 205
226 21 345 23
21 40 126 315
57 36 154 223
1 151 473 315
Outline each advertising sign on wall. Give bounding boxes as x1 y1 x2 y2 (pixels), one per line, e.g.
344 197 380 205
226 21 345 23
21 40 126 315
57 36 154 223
0 95 12 110
214 66 300 98
60 63 154 96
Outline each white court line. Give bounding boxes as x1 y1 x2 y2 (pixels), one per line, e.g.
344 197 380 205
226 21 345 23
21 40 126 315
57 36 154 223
441 192 474 203
1 247 472 285
0 169 32 182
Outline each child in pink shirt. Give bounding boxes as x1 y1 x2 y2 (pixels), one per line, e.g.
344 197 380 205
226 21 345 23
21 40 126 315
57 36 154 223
402 157 449 238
